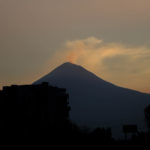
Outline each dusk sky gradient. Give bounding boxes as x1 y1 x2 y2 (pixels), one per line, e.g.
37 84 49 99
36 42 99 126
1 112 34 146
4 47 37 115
0 0 150 93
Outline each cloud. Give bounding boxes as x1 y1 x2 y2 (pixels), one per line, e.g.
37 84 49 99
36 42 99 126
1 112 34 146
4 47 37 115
49 37 150 93
65 37 103 63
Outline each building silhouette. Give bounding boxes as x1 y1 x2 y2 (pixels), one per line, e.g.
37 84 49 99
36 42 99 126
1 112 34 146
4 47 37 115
0 82 70 138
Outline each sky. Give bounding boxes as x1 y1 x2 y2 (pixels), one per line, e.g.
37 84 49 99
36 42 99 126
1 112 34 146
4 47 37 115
0 0 150 93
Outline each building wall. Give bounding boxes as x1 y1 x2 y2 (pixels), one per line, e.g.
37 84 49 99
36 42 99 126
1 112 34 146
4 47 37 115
0 82 70 137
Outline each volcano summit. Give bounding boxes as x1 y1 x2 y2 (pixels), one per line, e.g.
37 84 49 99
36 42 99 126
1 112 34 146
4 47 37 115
34 62 150 138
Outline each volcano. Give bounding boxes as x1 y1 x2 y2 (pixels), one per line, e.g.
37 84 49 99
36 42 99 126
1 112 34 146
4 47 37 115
34 62 150 138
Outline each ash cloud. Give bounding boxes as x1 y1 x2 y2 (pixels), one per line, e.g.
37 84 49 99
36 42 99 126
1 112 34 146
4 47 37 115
50 37 150 93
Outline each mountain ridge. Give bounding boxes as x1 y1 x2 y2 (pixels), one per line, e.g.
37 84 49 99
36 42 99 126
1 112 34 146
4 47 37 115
34 62 148 94
34 62 150 138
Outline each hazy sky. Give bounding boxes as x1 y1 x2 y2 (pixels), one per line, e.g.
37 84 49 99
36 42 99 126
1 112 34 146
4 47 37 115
0 0 150 93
